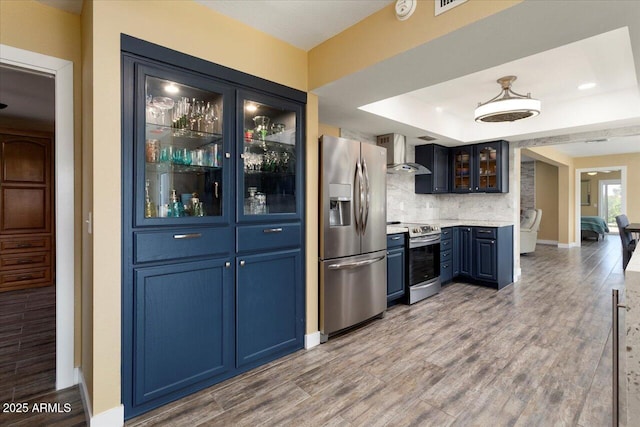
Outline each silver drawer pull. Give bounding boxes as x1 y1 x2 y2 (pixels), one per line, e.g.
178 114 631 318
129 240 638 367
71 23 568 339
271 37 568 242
391 236 401 240
173 233 202 240
263 228 283 233
17 243 33 248
478 230 492 234
16 259 34 264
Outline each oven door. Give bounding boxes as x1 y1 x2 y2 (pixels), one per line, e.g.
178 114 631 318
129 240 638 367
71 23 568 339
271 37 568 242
407 235 441 304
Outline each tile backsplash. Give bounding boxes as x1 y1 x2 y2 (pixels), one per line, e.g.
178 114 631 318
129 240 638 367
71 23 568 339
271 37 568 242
386 144 515 223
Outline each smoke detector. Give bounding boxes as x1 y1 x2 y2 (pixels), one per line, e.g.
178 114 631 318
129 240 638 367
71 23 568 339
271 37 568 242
395 0 417 21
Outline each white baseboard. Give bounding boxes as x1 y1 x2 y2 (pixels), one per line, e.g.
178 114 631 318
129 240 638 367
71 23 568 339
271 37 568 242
305 331 321 349
558 242 579 248
536 239 558 246
79 369 124 427
514 268 522 282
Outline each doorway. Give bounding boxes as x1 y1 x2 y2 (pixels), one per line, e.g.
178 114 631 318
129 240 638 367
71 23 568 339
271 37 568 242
0 45 76 390
599 179 622 233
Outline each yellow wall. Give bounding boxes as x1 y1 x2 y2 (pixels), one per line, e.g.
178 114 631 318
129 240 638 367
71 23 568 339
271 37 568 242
81 0 95 404
0 0 83 366
308 0 522 90
575 154 640 223
318 123 340 138
522 146 575 244
535 161 559 241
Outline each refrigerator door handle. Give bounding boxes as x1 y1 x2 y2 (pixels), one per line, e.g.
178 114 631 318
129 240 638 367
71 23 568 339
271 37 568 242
327 255 385 270
362 158 370 234
355 159 364 235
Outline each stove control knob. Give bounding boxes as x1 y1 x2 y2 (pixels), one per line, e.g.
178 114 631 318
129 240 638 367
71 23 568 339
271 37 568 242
413 227 421 233
433 226 439 232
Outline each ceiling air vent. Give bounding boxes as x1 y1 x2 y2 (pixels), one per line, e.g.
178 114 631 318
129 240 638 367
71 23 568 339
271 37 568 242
417 135 437 142
435 0 468 16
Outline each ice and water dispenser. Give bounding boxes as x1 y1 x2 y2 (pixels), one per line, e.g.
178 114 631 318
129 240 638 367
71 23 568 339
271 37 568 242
328 183 351 227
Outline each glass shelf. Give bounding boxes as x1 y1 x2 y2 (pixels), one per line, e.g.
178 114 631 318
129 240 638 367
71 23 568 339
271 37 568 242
241 97 297 216
143 76 225 219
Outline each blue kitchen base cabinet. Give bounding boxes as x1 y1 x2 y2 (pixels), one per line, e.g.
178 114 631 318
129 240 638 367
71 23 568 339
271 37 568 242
237 249 304 370
386 234 406 303
448 225 514 289
132 259 233 409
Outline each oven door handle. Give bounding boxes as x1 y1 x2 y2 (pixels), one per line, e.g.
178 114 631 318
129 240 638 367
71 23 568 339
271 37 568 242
409 236 441 248
412 281 438 290
328 255 385 270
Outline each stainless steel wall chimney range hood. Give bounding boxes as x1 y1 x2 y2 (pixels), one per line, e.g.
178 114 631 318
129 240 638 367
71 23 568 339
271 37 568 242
376 134 431 175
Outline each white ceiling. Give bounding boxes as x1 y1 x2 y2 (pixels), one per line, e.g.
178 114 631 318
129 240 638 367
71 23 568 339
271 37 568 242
37 0 83 15
197 0 393 50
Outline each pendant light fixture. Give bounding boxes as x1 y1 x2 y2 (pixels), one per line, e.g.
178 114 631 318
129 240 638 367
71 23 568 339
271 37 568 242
475 76 540 123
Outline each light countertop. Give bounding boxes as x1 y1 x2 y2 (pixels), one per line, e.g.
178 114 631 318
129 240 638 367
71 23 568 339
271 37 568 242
386 220 514 235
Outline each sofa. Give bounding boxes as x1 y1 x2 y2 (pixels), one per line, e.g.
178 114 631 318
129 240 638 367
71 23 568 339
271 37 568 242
520 209 542 254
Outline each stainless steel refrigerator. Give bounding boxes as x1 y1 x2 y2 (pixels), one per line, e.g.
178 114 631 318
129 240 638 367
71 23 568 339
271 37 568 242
319 135 387 342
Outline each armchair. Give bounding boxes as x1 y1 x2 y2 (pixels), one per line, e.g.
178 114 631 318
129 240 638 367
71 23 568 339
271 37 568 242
520 209 542 254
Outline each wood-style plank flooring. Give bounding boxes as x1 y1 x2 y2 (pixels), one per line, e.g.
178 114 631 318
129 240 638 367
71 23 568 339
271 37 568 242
126 237 626 427
0 285 86 426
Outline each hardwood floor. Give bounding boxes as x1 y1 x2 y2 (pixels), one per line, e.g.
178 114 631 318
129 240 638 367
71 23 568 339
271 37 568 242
126 236 626 427
0 285 86 426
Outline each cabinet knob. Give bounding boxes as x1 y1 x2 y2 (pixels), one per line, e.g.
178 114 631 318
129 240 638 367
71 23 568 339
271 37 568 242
240 260 245 266
491 240 495 244
225 261 231 268
469 187 472 191
225 152 231 158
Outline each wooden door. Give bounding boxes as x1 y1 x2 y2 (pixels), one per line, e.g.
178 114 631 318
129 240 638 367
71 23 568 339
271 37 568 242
0 130 54 292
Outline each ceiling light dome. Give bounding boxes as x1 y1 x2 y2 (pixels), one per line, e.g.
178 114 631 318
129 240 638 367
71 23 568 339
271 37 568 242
475 76 541 123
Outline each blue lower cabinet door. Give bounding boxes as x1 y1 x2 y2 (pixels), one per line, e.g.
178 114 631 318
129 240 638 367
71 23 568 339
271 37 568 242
133 259 233 406
236 249 303 369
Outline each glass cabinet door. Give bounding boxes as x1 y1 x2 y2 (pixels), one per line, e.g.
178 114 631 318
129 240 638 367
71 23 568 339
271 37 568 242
476 144 498 191
452 146 474 192
139 72 230 225
238 91 302 220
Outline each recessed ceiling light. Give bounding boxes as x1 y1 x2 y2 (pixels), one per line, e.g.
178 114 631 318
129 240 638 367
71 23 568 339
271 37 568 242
435 107 443 113
164 83 179 94
578 82 596 90
587 172 597 176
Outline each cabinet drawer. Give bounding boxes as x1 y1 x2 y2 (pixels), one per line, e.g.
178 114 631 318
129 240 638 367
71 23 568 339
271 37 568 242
387 233 405 248
237 223 301 253
0 236 51 253
440 227 453 240
1 251 51 270
134 227 232 263
440 249 452 262
440 239 452 251
1 267 52 291
440 261 453 283
474 227 497 239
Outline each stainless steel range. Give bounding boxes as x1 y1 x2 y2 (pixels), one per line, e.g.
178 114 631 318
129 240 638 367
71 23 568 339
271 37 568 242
400 223 441 304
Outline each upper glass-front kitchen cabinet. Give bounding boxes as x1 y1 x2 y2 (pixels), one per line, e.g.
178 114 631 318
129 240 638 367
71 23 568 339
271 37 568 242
474 140 509 193
134 65 233 226
237 90 303 222
451 146 475 193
